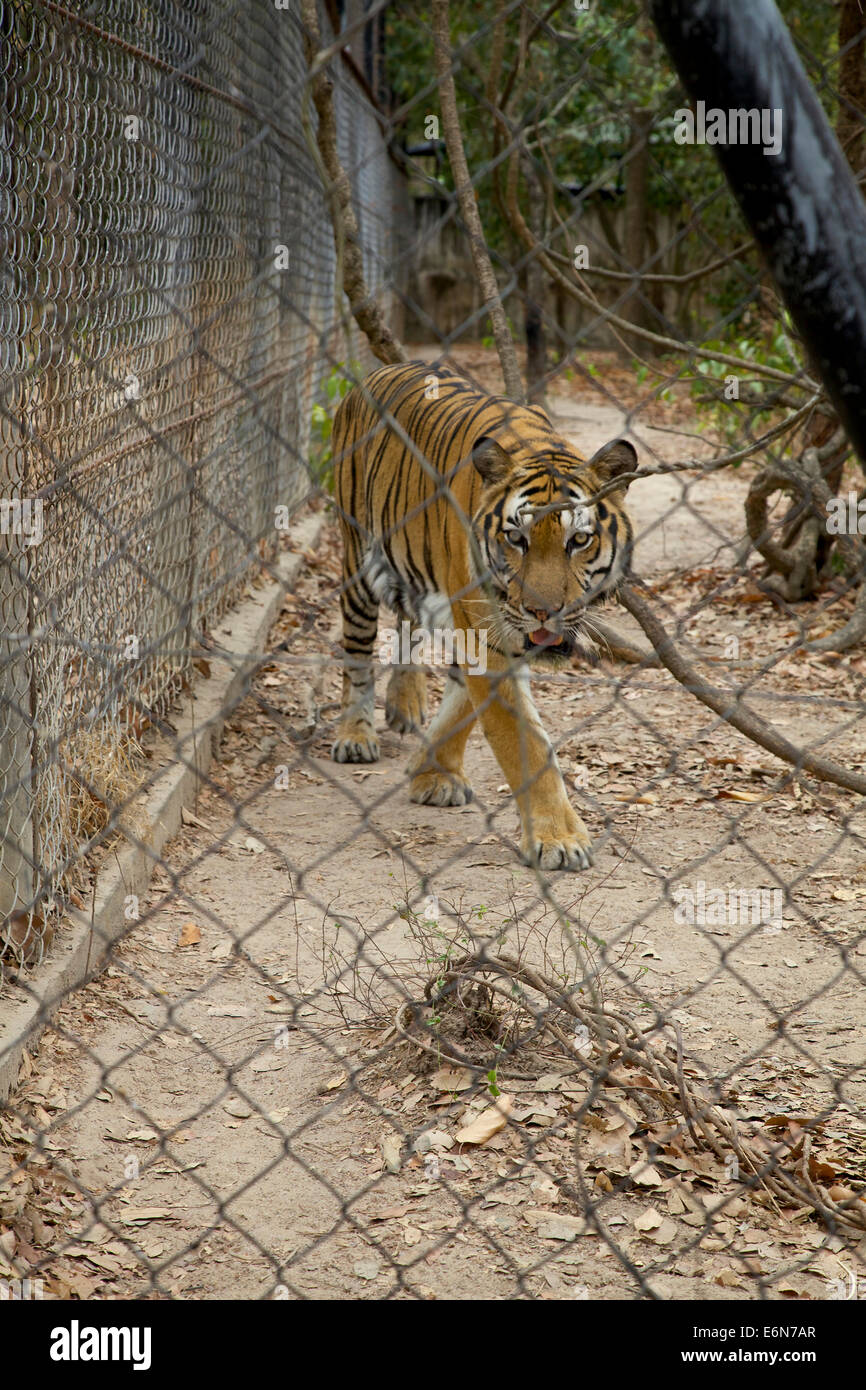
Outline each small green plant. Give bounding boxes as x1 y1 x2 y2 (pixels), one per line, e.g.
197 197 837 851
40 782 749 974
686 314 802 449
309 360 362 491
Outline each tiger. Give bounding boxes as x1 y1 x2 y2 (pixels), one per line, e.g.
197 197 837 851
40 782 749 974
330 361 636 871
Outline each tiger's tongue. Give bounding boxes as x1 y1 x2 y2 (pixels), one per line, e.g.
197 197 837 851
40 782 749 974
530 628 563 646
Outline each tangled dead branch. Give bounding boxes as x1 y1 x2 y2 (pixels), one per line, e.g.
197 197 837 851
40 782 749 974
744 431 866 652
401 949 866 1234
746 450 834 601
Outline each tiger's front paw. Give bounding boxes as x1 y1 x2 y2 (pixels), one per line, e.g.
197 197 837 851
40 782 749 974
331 721 380 764
409 769 474 807
385 667 428 735
520 816 594 871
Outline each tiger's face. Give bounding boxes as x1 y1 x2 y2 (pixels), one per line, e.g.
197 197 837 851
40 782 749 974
471 432 636 665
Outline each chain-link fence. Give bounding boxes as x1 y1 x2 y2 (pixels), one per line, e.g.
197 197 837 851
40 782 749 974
1 0 865 1309
0 0 409 945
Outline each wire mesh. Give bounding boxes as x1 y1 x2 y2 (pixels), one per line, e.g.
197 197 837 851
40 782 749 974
0 0 864 1307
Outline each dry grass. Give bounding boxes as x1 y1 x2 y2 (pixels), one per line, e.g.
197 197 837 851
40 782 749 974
2 722 146 968
58 723 144 850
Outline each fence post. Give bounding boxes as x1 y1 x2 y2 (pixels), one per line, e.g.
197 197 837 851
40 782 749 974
0 517 36 927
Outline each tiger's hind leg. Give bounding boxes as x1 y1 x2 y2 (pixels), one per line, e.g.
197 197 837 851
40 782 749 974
385 609 428 735
408 671 475 806
331 571 380 764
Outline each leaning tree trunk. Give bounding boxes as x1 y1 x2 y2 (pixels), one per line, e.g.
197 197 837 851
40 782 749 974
749 0 866 607
651 0 866 648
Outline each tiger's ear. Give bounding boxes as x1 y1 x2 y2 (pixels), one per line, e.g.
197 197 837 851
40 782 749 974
472 436 512 485
587 439 637 493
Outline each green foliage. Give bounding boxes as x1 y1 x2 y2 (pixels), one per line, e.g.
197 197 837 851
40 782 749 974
686 313 803 447
308 360 362 491
384 0 843 360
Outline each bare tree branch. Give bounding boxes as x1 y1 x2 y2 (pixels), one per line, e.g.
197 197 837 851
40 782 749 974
542 239 755 286
301 0 406 366
585 394 823 507
432 0 525 402
502 147 815 390
619 582 866 796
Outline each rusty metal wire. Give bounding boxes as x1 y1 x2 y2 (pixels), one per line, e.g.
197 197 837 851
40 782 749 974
0 0 864 1308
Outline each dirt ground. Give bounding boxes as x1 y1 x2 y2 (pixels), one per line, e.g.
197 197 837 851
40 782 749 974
3 347 866 1301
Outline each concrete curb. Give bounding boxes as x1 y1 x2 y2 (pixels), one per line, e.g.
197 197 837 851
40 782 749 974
0 512 324 1102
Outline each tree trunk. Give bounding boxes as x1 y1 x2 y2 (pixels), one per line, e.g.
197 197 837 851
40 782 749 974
522 155 548 404
621 106 654 349
431 0 524 402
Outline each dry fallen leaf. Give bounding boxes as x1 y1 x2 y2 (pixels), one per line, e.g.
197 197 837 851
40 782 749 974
372 1204 411 1222
808 1155 838 1183
634 1207 663 1232
652 1219 679 1246
177 922 201 948
2 910 48 962
535 1215 588 1242
223 1099 253 1119
120 1207 173 1225
629 1160 664 1188
430 1066 473 1092
455 1096 513 1145
765 1114 824 1131
828 1183 863 1206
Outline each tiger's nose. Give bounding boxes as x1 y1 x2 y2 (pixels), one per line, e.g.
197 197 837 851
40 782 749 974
527 605 551 623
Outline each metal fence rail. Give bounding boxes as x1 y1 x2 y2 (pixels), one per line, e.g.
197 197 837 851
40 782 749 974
0 0 864 1307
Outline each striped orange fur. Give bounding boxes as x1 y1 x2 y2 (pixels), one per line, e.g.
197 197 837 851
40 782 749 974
331 362 635 871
